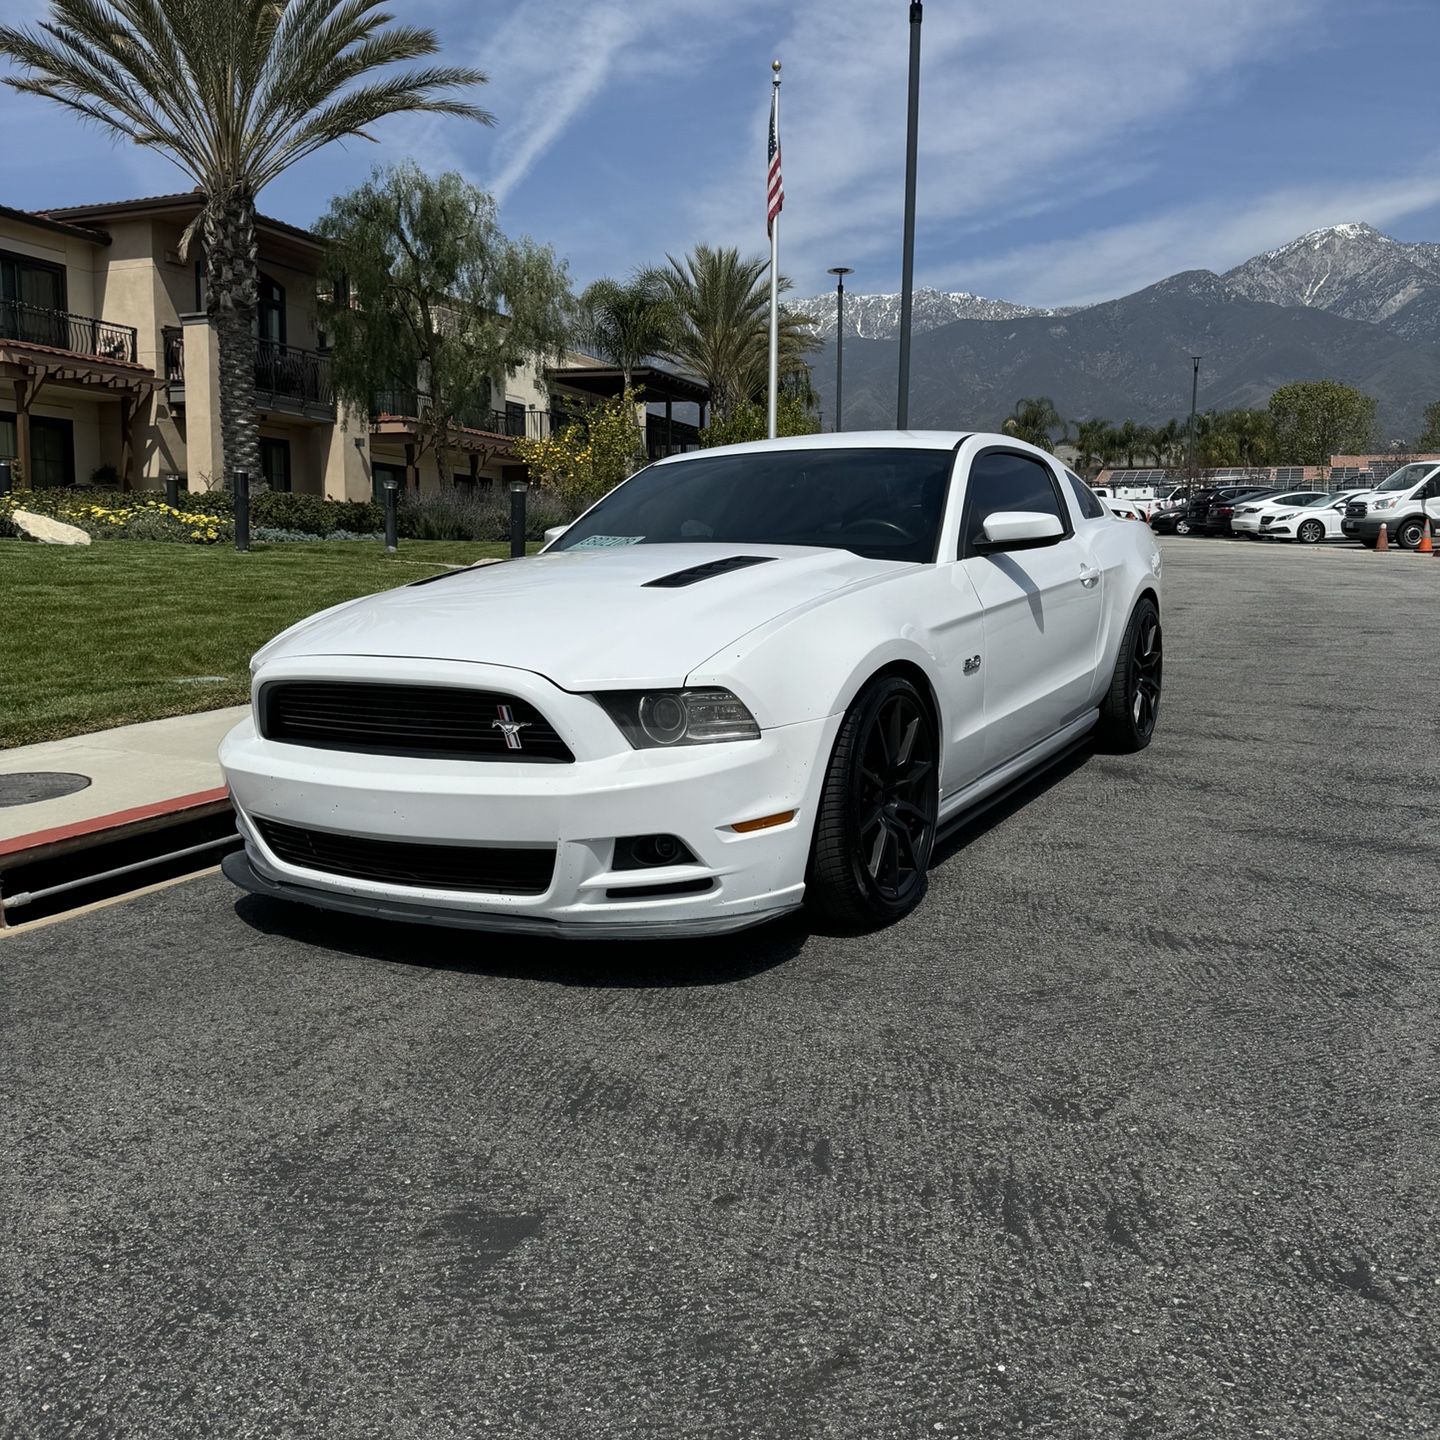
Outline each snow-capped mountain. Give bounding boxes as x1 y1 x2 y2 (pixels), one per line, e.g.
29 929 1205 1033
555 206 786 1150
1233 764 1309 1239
791 287 1071 341
1222 222 1440 342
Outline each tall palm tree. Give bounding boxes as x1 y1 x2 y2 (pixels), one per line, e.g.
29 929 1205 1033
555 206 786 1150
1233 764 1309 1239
1002 396 1065 453
577 274 677 393
1150 417 1183 466
1074 418 1110 473
645 245 818 419
0 1 490 485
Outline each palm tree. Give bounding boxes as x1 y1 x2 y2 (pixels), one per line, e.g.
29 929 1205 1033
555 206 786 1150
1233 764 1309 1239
1113 419 1142 469
1001 396 1065 453
1074 418 1110 473
1150 417 1183 466
0 1 490 485
577 274 678 393
646 245 818 419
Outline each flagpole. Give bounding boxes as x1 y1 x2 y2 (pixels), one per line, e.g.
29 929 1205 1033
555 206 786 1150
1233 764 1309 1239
767 59 781 440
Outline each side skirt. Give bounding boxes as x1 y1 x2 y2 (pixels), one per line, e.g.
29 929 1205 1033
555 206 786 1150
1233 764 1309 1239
936 710 1098 840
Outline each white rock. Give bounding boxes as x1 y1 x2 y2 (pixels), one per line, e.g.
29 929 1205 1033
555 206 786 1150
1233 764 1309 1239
11 509 92 546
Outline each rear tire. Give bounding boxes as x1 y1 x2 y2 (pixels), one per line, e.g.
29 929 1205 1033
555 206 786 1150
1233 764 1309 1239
1297 519 1326 545
1095 598 1162 754
806 676 939 932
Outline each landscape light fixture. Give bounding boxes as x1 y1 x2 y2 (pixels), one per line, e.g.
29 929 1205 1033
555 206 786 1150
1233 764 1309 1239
827 267 854 432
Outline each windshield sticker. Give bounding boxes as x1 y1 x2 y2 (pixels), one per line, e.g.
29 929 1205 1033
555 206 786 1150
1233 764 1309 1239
569 535 645 549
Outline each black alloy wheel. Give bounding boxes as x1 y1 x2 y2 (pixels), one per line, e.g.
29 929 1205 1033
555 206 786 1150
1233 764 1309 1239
1096 597 1163 753
1297 518 1326 544
807 676 939 930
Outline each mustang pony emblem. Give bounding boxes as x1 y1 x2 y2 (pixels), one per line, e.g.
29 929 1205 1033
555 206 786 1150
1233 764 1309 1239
491 704 532 750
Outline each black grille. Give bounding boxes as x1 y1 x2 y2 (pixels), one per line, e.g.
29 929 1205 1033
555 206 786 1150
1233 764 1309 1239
260 681 573 762
1346 501 1367 518
254 818 555 895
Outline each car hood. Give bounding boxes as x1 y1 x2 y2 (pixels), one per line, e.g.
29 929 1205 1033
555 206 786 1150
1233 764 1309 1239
255 542 914 689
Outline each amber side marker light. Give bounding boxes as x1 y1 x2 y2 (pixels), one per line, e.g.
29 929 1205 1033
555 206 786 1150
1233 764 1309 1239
730 810 797 834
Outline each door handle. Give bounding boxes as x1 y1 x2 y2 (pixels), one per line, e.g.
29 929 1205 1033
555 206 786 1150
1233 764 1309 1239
1079 564 1100 588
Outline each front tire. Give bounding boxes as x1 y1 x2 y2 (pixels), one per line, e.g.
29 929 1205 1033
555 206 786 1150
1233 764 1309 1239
1174 518 1192 535
1096 598 1162 753
806 675 939 931
1297 519 1326 545
1396 516 1427 550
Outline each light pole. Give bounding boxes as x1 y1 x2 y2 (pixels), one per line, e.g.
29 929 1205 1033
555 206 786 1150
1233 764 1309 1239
827 266 853 432
1185 355 1202 485
896 1 923 429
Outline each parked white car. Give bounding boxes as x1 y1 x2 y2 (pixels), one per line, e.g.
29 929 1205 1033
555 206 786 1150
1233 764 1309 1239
1260 492 1356 543
220 433 1164 938
1230 490 1332 536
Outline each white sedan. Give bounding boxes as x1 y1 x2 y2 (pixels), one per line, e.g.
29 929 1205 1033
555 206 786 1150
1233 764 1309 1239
1260 492 1354 543
220 433 1164 938
1230 490 1332 535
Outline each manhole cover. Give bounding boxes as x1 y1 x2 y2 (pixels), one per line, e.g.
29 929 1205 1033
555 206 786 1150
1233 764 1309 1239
0 771 93 808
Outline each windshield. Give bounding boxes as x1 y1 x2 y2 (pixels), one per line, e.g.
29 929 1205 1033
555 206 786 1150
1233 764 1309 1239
1376 462 1438 492
553 447 955 563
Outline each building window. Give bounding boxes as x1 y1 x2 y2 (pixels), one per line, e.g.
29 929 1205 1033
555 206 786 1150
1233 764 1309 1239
372 462 405 504
454 471 474 491
0 411 75 487
504 401 527 437
1 249 68 348
258 274 286 345
259 437 291 493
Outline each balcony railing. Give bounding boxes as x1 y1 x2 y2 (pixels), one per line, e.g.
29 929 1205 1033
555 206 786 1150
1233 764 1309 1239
0 298 137 363
254 336 332 410
371 389 556 439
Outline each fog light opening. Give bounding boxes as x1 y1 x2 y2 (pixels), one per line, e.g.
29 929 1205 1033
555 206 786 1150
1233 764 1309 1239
729 809 797 834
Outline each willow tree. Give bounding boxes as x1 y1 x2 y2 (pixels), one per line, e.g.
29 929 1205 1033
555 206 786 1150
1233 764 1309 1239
0 0 491 485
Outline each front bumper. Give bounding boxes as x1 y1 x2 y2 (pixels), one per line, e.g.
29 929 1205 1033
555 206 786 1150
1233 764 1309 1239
220 656 837 938
1341 514 1387 540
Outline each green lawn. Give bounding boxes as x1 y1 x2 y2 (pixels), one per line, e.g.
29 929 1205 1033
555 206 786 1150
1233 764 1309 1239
1 539 522 748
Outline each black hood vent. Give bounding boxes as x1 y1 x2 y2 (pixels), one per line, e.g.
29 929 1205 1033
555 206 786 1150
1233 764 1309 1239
643 555 777 588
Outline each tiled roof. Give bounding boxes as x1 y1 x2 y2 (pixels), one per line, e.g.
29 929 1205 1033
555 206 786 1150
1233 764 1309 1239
41 193 323 247
0 203 109 245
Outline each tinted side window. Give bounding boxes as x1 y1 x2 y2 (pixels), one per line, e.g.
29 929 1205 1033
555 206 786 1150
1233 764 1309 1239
960 451 1068 556
1064 469 1107 520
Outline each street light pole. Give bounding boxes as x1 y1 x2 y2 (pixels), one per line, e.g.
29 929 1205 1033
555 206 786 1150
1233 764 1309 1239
896 1 923 430
827 266 853 432
1186 355 1202 484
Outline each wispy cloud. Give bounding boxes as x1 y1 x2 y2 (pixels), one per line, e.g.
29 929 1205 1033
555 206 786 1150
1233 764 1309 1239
949 160 1440 307
685 0 1328 292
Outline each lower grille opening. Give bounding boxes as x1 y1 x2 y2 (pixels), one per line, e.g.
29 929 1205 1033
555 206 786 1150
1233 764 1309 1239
254 818 554 895
604 877 715 901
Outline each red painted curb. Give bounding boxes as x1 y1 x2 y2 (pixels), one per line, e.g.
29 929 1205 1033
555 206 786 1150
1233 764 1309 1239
0 786 231 861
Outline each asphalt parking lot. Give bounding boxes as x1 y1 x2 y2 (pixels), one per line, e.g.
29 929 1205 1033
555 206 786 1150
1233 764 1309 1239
4 538 1438 1440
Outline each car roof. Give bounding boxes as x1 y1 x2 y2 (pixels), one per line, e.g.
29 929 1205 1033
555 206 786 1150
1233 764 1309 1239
651 429 977 464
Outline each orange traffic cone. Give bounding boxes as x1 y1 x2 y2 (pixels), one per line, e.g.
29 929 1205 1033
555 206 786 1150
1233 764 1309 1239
1376 522 1389 552
1420 519 1435 555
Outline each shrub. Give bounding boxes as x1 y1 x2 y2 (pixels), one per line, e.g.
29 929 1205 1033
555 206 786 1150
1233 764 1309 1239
397 485 576 542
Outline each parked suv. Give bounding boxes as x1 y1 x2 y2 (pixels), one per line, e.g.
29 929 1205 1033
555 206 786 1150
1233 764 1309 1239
1340 462 1440 548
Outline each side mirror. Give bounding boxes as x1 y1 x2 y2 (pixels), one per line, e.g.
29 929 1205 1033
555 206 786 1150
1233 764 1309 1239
980 511 1065 549
542 524 570 547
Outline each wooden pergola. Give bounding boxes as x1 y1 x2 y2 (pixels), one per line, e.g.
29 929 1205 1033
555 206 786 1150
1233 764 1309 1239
1 342 163 490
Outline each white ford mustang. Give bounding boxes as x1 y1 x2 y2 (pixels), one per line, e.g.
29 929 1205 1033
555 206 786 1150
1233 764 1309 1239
220 432 1163 938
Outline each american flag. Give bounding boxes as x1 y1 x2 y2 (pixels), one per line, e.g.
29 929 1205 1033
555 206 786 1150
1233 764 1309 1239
767 86 784 236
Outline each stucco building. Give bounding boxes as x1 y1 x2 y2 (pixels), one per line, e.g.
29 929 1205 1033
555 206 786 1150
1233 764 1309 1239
0 194 706 500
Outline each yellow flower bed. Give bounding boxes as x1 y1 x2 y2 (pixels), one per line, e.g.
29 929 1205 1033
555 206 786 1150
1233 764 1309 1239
0 494 224 544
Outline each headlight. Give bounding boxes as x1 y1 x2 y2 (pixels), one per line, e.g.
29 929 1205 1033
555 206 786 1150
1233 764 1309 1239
1270 512 1294 522
1371 497 1396 510
594 688 760 748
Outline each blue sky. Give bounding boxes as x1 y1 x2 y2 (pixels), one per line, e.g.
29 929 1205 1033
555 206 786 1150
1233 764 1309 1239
4 0 1440 306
